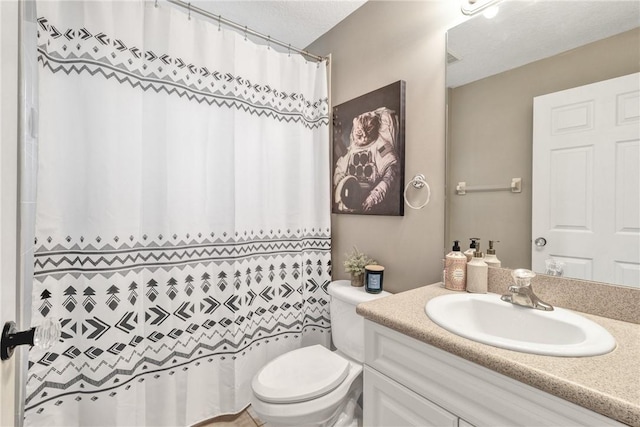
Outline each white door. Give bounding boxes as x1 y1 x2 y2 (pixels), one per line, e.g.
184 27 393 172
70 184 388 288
1 1 20 425
532 73 640 287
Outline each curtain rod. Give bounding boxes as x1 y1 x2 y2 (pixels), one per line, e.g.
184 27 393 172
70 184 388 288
163 0 327 62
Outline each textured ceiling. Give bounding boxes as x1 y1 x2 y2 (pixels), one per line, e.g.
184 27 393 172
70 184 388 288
191 0 367 53
447 0 640 88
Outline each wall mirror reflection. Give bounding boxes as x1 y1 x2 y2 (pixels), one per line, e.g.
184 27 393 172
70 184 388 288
445 0 640 287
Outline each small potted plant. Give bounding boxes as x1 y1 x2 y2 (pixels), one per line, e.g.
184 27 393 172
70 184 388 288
344 246 377 287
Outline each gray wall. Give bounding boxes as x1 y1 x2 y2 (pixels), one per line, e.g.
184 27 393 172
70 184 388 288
447 28 640 270
308 1 461 293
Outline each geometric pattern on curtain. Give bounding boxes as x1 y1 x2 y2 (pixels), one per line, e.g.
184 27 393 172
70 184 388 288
27 240 331 423
35 19 327 129
26 2 331 425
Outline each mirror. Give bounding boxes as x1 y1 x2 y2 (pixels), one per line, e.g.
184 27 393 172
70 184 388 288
445 0 640 287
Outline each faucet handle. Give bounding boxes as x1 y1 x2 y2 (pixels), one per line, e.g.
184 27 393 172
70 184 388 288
511 268 536 288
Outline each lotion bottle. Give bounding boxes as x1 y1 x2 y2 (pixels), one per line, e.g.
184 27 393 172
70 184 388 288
466 243 488 293
444 240 467 291
464 237 480 262
484 240 501 268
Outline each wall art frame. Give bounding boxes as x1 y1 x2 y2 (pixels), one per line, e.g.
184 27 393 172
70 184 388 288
332 80 406 216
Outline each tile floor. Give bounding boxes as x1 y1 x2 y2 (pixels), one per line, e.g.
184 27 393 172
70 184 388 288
196 406 265 427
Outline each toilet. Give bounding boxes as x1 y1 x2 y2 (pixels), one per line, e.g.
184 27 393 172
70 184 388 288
250 280 390 427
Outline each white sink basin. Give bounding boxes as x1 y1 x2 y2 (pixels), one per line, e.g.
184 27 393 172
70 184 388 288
425 293 616 357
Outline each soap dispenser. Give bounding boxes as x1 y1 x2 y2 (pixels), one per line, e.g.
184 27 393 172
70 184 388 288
444 240 467 291
464 238 480 262
466 242 488 293
484 240 501 268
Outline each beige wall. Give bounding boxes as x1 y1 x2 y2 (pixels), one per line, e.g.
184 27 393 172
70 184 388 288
308 1 462 293
447 28 640 270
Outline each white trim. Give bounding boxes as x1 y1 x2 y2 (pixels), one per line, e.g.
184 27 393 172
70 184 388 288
0 1 20 426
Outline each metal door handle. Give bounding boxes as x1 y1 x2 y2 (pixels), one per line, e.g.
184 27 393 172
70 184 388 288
534 237 547 247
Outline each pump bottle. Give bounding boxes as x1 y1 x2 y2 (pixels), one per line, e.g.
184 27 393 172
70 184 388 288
464 238 480 262
484 240 501 268
444 240 467 291
466 243 488 293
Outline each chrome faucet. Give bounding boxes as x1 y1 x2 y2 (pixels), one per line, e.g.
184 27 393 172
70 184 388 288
501 269 554 311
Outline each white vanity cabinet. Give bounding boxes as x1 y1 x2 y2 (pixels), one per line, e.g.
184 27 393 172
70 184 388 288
363 320 623 427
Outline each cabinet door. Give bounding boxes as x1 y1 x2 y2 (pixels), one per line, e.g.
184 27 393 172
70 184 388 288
364 366 458 427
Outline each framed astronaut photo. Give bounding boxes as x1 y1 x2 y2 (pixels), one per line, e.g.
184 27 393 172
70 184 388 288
332 81 406 216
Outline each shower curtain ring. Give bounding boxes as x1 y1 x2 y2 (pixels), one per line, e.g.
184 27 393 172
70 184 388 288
288 43 291 57
154 0 158 8
218 15 221 31
244 26 247 41
267 36 271 50
187 2 191 20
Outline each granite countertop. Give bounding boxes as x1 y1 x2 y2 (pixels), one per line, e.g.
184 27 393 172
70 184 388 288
356 283 640 426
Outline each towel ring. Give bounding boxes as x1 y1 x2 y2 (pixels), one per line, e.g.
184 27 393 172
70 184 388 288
404 174 431 210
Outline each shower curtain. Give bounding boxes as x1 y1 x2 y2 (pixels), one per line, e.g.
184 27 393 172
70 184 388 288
26 1 330 425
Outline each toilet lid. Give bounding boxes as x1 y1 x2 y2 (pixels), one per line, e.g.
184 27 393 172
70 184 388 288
251 345 350 404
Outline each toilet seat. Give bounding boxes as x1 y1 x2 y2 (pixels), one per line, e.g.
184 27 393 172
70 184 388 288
250 356 363 427
251 345 350 404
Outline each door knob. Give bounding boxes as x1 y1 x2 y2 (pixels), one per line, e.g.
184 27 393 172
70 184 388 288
1 318 60 361
534 237 547 247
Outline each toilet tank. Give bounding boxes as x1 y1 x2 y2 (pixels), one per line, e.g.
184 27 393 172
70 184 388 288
328 280 390 362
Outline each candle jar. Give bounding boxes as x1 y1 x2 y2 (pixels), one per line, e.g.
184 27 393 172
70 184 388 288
364 265 384 294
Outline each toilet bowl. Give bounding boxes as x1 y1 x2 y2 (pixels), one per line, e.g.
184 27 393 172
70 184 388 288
250 345 362 427
250 280 390 427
